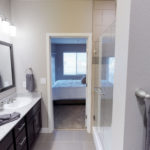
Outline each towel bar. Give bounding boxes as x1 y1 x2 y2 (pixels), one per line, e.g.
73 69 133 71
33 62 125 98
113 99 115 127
135 89 150 99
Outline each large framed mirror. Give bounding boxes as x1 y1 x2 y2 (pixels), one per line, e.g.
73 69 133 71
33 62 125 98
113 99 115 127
0 41 15 92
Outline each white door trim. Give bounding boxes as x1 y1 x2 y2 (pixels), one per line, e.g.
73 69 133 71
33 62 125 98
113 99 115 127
46 33 92 133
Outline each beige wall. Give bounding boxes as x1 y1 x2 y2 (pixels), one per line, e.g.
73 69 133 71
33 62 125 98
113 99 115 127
0 0 11 20
11 0 93 128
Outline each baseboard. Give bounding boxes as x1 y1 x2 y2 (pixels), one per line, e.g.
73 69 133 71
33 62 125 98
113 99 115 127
93 127 103 150
40 128 50 133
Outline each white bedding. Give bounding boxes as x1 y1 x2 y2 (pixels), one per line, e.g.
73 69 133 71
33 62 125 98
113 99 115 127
52 80 86 100
53 80 85 88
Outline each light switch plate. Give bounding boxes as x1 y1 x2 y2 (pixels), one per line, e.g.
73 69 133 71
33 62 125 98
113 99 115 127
40 78 47 85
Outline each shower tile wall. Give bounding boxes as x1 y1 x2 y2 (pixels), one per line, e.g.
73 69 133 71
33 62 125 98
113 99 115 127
92 0 116 92
92 0 116 126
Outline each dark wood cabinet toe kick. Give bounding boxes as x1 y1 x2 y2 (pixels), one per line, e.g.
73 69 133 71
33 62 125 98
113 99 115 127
0 99 42 150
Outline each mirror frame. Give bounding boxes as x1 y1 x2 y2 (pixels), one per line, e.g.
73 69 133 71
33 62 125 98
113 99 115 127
0 41 15 93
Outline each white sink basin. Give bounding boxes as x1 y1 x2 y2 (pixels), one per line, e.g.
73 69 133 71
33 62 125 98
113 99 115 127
4 97 32 109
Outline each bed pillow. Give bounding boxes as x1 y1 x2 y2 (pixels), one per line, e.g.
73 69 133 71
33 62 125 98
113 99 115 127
81 76 86 84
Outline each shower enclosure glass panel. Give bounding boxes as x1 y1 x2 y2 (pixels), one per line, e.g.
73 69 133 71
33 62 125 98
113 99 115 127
94 22 115 150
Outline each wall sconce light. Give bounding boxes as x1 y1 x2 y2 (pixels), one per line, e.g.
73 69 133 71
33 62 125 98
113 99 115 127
0 17 2 32
2 19 10 34
0 15 16 37
10 25 16 37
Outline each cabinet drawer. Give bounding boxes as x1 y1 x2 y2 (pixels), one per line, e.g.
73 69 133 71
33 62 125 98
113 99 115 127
26 100 41 121
0 131 13 150
14 118 26 138
16 128 27 150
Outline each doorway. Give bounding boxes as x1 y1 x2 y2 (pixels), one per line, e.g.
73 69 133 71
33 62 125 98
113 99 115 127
46 33 92 133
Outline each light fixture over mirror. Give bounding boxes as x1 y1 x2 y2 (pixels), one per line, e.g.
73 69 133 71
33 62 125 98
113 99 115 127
0 16 16 37
10 25 16 37
2 20 10 34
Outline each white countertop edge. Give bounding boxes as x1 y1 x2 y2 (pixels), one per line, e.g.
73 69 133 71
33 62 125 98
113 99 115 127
0 94 41 141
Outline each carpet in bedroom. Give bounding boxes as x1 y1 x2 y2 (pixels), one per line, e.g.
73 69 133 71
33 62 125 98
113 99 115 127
54 104 86 129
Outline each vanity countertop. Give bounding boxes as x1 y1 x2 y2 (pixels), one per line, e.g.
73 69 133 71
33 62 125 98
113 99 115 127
0 93 41 141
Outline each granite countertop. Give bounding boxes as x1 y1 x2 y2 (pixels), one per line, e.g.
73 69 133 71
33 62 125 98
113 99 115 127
0 93 41 141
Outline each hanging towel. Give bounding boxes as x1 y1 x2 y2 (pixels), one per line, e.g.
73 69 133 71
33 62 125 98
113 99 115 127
145 106 150 150
0 112 20 126
26 73 35 92
0 74 3 90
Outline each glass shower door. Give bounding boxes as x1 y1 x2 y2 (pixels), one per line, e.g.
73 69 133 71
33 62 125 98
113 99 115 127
94 23 115 150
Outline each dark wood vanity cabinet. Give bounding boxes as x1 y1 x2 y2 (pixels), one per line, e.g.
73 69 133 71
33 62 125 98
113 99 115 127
26 100 41 150
26 102 41 150
13 118 27 150
0 131 14 150
0 100 41 150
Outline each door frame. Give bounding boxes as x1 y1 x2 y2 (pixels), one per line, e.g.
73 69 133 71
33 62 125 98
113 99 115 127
46 33 92 133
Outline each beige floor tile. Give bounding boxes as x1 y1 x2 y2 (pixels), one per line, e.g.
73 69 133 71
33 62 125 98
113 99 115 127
32 130 96 150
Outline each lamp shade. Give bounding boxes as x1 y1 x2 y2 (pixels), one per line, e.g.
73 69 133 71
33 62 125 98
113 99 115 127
10 25 16 36
2 20 10 34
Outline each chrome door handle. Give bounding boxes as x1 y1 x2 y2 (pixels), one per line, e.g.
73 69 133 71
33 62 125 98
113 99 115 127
94 87 104 95
135 89 150 99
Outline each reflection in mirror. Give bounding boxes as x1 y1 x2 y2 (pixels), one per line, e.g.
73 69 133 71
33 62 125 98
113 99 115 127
0 41 15 92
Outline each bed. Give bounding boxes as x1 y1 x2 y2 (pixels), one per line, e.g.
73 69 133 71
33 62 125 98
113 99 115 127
52 80 86 100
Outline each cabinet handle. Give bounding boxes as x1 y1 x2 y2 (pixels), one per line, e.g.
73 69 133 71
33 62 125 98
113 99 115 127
18 123 25 131
19 137 26 146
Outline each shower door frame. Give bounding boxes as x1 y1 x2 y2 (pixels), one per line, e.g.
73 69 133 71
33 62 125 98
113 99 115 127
46 33 92 133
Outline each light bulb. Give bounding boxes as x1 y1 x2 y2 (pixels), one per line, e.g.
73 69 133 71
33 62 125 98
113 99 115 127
0 17 2 32
2 20 10 34
10 25 16 37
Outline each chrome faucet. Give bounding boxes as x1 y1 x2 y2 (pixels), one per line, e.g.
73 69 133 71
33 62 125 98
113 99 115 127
7 97 16 104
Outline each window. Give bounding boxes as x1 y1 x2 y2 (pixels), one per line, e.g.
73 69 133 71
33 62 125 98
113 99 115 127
63 52 86 75
108 57 115 83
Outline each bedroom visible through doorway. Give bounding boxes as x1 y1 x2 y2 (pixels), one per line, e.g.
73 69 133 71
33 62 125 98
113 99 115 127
51 38 87 129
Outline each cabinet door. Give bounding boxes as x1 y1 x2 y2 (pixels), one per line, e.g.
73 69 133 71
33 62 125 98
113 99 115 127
34 109 41 137
0 132 13 150
8 144 15 150
27 119 34 149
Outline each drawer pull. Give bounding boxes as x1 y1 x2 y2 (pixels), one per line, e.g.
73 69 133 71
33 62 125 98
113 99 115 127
18 123 25 131
19 137 26 146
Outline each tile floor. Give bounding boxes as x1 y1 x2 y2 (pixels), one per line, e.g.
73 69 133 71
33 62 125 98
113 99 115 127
32 130 96 150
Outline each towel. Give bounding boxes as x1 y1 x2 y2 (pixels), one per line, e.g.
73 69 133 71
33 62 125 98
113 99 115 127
26 74 35 92
145 106 150 150
0 74 3 90
0 112 20 126
0 114 11 120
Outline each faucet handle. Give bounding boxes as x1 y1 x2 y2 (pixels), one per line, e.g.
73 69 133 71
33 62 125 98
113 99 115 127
9 97 16 103
0 101 4 108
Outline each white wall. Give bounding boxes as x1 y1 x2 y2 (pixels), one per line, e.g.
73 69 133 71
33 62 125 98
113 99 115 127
11 0 92 128
0 0 16 100
112 0 150 149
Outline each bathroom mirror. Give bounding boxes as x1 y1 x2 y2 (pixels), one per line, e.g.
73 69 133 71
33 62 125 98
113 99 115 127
0 41 15 92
